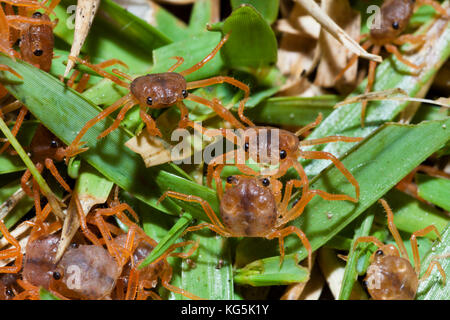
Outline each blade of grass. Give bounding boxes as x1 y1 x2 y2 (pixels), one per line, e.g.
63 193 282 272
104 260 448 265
139 212 193 269
416 222 450 300
416 173 450 211
234 254 309 286
338 210 375 300
0 179 34 229
180 229 234 299
39 287 61 300
377 188 449 239
246 95 338 126
0 116 64 219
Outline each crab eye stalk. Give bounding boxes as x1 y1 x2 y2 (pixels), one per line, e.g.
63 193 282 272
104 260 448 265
146 97 153 105
182 90 188 98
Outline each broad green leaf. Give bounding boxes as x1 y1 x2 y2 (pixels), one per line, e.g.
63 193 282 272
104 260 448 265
151 32 225 82
188 0 215 35
230 0 280 24
209 5 277 70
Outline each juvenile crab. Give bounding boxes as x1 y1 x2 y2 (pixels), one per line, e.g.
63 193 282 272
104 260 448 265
354 199 446 300
336 0 447 127
160 175 314 270
64 32 252 160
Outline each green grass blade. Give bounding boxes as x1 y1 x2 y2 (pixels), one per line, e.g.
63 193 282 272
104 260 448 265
416 223 450 300
377 188 449 239
139 212 193 269
180 230 234 299
416 173 450 211
338 211 375 300
234 254 309 286
39 287 60 300
0 179 34 229
246 95 338 126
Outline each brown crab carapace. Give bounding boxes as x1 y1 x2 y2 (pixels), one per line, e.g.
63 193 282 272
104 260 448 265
354 199 446 300
18 125 71 221
159 175 314 270
336 0 447 127
64 32 252 160
0 1 59 153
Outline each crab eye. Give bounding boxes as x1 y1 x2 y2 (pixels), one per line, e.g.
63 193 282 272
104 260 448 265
5 288 14 297
226 176 234 184
33 49 43 56
32 11 42 18
182 90 188 98
392 21 399 30
50 140 58 148
375 249 384 256
52 271 62 280
279 150 287 159
244 142 249 152
146 97 153 105
262 178 270 187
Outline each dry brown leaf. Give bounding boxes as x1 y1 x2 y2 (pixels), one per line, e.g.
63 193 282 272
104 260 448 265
0 221 32 267
277 2 321 80
281 252 323 300
64 0 101 77
125 130 190 167
318 247 367 300
0 185 27 221
314 0 360 90
55 191 109 262
294 0 381 63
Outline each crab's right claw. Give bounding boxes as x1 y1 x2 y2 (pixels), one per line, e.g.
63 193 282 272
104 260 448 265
64 141 89 165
